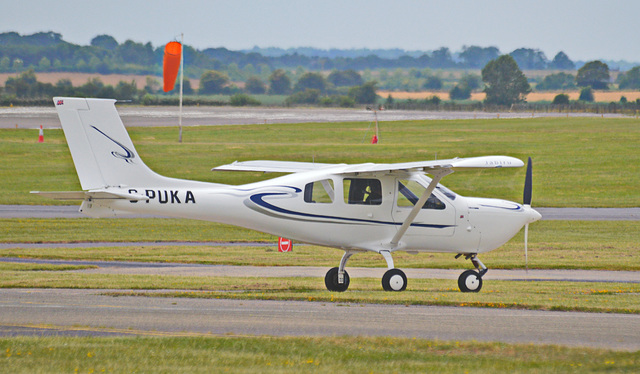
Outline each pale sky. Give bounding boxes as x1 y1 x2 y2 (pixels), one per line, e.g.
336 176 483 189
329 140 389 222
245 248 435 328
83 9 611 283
2 0 639 62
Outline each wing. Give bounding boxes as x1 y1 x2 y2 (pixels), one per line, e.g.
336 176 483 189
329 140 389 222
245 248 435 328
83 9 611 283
212 156 523 174
212 160 339 173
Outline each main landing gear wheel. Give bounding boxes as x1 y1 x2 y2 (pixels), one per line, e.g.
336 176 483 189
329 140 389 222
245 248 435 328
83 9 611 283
325 267 350 292
382 268 407 291
458 269 482 293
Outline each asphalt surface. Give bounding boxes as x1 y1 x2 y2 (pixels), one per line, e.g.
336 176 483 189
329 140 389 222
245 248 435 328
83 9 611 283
1 288 638 351
0 106 627 129
3 205 639 220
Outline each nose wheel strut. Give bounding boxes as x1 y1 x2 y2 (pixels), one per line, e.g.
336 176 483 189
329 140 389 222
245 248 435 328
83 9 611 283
455 253 487 293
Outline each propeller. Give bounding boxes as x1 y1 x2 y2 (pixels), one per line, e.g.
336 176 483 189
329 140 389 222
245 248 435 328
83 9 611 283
523 157 533 272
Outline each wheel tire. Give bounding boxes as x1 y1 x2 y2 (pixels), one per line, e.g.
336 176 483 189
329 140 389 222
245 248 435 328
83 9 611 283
382 268 407 292
324 267 350 292
458 269 483 293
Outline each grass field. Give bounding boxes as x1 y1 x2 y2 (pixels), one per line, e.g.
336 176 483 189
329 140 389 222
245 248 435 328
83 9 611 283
2 335 637 373
2 116 639 207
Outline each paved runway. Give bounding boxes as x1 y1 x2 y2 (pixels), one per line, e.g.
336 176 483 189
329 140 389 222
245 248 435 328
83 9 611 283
2 205 639 220
1 288 638 351
0 106 626 129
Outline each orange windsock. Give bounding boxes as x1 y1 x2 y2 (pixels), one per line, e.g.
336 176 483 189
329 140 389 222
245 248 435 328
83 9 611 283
163 41 182 92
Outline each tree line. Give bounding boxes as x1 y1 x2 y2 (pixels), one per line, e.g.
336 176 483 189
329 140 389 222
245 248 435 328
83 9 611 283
1 31 582 79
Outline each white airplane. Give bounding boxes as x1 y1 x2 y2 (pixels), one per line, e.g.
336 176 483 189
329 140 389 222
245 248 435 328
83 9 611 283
34 97 541 293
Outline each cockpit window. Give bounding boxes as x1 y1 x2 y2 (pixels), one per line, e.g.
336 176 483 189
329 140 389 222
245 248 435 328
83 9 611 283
436 184 456 200
397 180 445 210
344 178 382 205
304 179 335 203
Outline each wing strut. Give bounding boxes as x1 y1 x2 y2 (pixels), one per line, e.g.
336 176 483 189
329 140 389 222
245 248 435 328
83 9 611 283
389 169 453 248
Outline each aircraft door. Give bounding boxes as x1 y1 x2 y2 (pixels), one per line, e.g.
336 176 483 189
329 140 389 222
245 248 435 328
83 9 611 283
391 178 456 237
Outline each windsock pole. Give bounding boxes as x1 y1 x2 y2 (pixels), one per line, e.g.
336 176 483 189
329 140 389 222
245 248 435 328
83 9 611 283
178 33 184 143
38 125 44 143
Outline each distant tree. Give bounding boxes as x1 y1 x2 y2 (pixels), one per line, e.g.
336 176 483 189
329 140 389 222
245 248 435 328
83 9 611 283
38 57 51 70
78 77 102 96
182 79 194 95
578 87 594 102
552 93 570 105
0 56 10 71
12 58 24 71
617 66 640 89
509 48 547 70
449 84 471 100
144 77 160 94
459 46 500 68
482 55 531 105
91 35 118 50
230 93 261 106
245 76 267 94
55 78 75 96
167 79 194 95
5 69 38 97
548 51 575 70
114 80 138 100
384 94 395 107
294 72 327 93
422 76 443 90
459 73 481 90
430 47 455 68
576 61 610 89
199 70 229 94
285 89 321 105
535 72 576 90
348 81 378 104
327 69 363 87
268 69 291 94
115 40 155 66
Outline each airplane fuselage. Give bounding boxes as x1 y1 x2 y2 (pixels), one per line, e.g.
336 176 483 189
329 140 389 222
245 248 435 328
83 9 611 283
83 169 539 255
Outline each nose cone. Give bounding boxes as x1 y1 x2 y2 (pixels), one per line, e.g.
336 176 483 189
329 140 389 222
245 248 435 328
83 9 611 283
525 205 542 223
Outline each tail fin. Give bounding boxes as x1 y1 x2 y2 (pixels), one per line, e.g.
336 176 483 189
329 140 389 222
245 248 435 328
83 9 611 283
54 97 169 190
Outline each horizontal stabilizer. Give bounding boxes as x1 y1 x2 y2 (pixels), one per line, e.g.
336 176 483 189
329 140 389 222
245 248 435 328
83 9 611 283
31 190 149 201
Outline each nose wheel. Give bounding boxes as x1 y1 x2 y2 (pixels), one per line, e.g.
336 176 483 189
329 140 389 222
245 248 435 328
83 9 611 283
458 269 482 292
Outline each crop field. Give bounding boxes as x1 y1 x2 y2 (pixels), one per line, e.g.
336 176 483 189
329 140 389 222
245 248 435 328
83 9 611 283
380 90 640 102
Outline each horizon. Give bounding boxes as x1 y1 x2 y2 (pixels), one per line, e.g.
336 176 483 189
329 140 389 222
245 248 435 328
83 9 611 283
3 30 637 67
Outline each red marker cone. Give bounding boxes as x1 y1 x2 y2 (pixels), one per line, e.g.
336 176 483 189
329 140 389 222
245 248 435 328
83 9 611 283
371 134 378 144
38 125 44 143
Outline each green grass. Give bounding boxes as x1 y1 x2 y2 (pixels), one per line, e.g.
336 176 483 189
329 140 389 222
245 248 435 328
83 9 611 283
2 220 638 270
2 116 639 206
1 335 637 373
0 262 96 271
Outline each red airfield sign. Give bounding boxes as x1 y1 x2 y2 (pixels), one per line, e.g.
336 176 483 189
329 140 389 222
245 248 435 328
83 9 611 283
278 237 293 252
